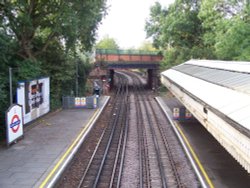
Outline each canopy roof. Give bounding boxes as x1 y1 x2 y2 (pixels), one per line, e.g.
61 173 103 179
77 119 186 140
162 59 250 134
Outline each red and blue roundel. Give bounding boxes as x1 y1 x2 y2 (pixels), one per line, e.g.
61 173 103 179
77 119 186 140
10 114 21 133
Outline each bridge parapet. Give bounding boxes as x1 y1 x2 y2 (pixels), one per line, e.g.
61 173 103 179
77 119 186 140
94 49 161 89
95 49 163 63
96 49 161 55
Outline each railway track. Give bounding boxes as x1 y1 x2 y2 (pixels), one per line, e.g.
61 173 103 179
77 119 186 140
122 71 199 188
57 70 199 188
77 74 129 188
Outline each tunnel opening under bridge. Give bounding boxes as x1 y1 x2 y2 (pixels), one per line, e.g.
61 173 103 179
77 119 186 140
108 68 159 90
95 49 162 91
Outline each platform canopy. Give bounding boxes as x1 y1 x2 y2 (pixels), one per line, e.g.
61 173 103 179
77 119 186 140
162 59 250 136
161 59 250 173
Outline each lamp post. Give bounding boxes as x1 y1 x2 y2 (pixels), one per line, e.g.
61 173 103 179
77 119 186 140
9 67 13 105
75 61 79 97
9 67 19 105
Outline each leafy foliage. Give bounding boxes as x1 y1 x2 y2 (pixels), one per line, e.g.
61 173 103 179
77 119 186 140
215 18 250 60
0 1 107 139
0 0 107 58
138 41 157 51
145 0 250 70
145 2 167 48
96 35 120 49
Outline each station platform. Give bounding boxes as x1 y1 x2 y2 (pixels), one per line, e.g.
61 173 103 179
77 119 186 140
0 96 110 188
156 95 250 188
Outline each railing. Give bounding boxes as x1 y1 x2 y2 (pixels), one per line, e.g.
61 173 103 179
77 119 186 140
62 95 99 109
96 49 161 56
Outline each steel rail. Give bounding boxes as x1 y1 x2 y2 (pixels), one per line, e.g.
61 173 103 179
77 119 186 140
109 78 129 188
156 97 208 188
77 75 126 188
141 90 168 188
136 83 152 188
93 75 128 188
133 71 183 187
125 71 151 188
130 71 203 188
135 89 145 188
130 72 169 188
116 93 129 188
129 72 165 187
147 99 183 187
77 128 107 188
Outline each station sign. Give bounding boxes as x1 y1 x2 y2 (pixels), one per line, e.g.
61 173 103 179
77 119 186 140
173 107 180 120
185 109 192 119
75 97 81 107
6 104 24 146
75 97 86 107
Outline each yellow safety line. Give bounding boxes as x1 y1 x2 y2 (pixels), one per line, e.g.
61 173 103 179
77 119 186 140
174 122 215 188
39 109 100 188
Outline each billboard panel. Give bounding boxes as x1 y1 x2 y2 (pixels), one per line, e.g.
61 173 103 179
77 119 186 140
17 77 50 124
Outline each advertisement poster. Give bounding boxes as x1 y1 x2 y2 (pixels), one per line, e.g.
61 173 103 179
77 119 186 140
17 77 50 124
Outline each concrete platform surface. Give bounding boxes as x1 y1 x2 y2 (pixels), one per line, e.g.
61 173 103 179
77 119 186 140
0 96 109 188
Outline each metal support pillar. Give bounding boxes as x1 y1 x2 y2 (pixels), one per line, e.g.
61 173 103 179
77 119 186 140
109 69 114 90
147 68 159 90
147 69 153 89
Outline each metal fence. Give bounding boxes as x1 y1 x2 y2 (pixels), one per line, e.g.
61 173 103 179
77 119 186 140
96 49 160 55
62 95 99 109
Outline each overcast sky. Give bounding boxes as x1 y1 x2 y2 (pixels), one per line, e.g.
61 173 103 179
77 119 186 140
97 0 175 49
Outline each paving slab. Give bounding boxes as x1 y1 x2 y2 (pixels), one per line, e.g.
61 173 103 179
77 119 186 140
0 96 109 188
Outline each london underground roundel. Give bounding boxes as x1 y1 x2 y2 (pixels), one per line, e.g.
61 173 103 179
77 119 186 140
6 104 24 145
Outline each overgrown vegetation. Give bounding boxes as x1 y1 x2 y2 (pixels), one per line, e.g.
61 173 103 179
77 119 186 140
145 0 250 70
96 35 120 49
0 1 107 138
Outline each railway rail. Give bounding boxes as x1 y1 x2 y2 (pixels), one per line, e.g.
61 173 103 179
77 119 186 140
122 71 199 188
56 70 200 188
77 74 129 188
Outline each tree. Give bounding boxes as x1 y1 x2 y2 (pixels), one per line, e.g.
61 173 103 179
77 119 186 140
145 2 167 48
0 31 14 127
0 0 107 60
138 41 156 51
145 0 203 68
0 1 107 139
145 0 250 69
199 0 250 60
96 35 119 49
215 17 250 60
